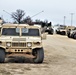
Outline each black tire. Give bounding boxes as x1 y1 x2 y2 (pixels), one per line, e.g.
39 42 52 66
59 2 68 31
0 49 5 63
51 30 54 35
74 34 76 39
56 30 58 34
61 32 66 35
48 31 53 35
71 34 74 38
67 32 71 38
51 33 53 35
32 48 44 63
51 29 54 34
48 31 51 34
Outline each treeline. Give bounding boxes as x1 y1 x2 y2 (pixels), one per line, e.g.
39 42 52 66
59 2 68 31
1 9 52 27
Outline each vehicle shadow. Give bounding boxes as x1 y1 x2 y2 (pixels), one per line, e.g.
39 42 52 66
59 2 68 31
5 57 33 63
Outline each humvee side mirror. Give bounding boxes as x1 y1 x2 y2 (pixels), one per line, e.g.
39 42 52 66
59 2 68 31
41 33 47 40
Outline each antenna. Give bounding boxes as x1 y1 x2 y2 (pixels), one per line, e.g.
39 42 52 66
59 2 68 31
3 10 14 23
31 10 44 18
3 10 11 16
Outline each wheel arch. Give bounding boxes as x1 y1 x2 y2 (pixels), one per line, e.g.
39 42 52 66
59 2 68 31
32 47 43 51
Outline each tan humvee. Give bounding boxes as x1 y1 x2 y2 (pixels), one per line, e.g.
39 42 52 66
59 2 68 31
59 27 67 35
66 26 75 31
56 26 67 35
0 24 46 63
66 26 76 37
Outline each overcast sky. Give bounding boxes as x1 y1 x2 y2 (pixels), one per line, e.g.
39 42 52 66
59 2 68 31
0 0 76 26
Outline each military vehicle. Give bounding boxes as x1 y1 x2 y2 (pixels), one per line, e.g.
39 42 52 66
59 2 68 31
45 26 54 34
67 28 76 38
56 26 67 35
67 26 75 38
0 24 46 63
42 22 54 35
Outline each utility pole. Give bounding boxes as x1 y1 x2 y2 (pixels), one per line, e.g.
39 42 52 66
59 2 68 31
70 13 74 26
63 16 66 25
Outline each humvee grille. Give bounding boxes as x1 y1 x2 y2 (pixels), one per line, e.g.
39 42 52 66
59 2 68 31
12 43 26 47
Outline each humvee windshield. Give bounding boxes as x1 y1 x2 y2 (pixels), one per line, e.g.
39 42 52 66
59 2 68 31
2 28 20 36
58 27 65 29
2 28 40 36
22 28 40 36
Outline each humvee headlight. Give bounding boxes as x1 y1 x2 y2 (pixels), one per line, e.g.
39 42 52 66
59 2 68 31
27 42 32 47
70 31 73 34
6 43 11 47
47 28 49 29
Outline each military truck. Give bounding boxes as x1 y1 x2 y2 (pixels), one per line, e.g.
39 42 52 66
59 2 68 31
0 24 46 63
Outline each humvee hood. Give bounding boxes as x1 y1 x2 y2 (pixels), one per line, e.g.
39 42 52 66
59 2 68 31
0 36 41 42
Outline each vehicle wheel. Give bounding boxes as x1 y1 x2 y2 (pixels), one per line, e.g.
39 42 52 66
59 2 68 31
74 34 76 39
32 48 44 63
0 49 5 63
48 31 51 34
61 32 65 35
67 32 70 38
56 30 58 34
71 34 74 38
51 33 53 35
51 30 54 35
48 31 53 35
51 29 54 35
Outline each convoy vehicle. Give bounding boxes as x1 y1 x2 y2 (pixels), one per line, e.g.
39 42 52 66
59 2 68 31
0 24 46 63
56 26 67 35
67 26 75 38
67 28 76 38
45 26 54 34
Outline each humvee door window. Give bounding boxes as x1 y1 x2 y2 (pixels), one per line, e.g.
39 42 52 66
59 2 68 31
2 28 20 36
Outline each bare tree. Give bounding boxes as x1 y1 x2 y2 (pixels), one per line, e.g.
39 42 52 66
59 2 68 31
12 9 25 24
22 16 32 24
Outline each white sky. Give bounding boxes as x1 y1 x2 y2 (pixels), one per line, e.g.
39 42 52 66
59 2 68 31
0 0 76 26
